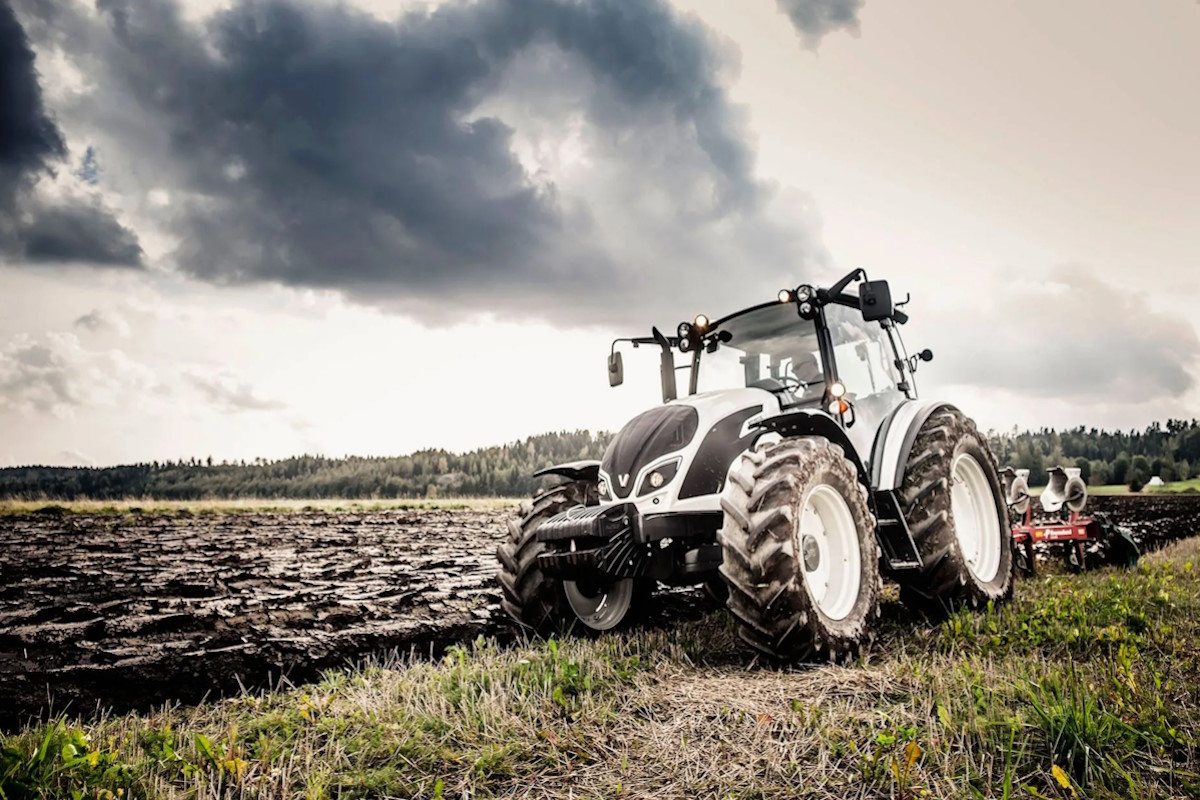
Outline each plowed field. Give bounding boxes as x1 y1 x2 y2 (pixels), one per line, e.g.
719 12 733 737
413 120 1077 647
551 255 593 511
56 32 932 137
2 496 1197 730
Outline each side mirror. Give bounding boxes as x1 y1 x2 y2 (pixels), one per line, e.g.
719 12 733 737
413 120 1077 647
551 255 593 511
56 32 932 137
919 349 933 362
859 280 894 322
608 351 624 387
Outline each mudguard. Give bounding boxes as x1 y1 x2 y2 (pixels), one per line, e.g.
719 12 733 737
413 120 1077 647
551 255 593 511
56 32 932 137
532 459 601 484
755 410 870 487
870 400 956 491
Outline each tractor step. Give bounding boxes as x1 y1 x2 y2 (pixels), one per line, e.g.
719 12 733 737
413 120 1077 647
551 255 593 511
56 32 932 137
872 490 923 572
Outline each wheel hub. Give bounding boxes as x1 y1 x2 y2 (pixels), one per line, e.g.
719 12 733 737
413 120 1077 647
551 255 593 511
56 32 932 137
801 534 821 572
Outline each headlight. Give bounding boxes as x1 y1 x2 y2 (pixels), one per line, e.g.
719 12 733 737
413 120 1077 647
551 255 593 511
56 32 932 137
637 460 680 496
830 381 846 399
598 479 609 498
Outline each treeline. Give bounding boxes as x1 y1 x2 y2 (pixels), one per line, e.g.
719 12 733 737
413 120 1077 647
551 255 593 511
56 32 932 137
0 431 611 500
987 419 1200 490
3 420 1199 500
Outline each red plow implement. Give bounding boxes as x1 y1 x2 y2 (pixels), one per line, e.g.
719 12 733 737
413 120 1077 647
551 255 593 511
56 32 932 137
1001 466 1140 574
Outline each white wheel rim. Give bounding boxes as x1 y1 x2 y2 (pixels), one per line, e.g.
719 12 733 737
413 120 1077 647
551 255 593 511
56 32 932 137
564 578 634 631
797 483 862 621
950 453 1003 583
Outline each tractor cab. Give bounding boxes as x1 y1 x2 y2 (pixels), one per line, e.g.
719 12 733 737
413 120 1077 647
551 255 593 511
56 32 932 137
607 270 927 462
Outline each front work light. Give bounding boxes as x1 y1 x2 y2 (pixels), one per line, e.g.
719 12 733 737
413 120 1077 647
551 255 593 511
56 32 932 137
637 460 680 496
778 289 793 303
694 314 709 330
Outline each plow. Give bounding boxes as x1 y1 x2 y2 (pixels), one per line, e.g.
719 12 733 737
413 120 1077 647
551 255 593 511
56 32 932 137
1002 466 1140 574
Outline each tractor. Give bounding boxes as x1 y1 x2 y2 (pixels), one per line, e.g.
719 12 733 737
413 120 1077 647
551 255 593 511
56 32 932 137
497 269 1014 661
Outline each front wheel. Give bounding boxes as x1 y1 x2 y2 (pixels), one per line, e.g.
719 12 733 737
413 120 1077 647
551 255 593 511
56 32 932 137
497 481 649 635
562 576 652 632
897 407 1014 613
718 437 880 662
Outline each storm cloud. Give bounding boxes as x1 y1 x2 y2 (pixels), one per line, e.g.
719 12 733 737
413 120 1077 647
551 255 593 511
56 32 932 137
28 0 824 325
0 0 65 189
775 0 864 47
0 0 142 267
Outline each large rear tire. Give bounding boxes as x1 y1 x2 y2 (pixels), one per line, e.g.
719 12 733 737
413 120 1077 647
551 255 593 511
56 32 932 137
897 408 1014 613
718 438 881 662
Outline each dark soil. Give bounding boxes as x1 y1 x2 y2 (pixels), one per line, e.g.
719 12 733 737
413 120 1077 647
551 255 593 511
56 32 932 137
0 508 714 731
1089 494 1200 549
1 496 1196 731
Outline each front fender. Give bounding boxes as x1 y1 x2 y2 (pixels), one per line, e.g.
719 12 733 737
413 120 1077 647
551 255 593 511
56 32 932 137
755 411 870 488
532 459 600 484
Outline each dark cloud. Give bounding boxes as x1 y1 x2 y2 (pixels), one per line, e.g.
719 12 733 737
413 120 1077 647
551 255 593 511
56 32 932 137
776 0 864 47
937 267 1200 404
186 373 287 413
0 0 64 185
36 0 822 325
0 0 142 267
17 196 143 265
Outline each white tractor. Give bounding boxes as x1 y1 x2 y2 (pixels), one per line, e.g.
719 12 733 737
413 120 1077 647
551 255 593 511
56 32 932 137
497 269 1013 661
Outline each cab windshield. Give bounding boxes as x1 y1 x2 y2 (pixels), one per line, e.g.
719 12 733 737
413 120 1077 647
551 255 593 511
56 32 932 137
693 302 905 413
693 303 820 400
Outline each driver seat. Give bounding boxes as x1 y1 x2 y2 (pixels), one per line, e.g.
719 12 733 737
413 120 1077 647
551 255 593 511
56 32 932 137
790 354 824 407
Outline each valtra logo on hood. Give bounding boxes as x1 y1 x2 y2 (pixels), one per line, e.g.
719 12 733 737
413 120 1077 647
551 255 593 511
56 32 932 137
600 406 699 498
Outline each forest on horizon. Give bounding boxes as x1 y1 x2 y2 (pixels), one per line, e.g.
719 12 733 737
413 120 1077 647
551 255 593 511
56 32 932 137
2 420 1199 500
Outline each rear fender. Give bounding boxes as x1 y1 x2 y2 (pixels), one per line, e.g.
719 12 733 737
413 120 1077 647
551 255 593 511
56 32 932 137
532 460 600 484
870 401 957 491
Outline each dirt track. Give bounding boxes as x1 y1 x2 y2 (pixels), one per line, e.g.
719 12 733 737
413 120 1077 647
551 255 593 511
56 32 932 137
2 496 1198 730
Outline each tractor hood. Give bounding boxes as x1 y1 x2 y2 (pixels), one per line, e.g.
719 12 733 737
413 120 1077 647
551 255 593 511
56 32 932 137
601 405 699 499
600 387 781 502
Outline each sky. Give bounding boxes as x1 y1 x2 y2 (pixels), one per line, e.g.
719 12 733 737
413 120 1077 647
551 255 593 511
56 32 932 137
0 0 1197 467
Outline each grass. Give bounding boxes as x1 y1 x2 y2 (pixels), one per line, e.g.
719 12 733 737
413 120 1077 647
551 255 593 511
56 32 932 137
1144 477 1200 495
3 540 1200 799
0 497 519 516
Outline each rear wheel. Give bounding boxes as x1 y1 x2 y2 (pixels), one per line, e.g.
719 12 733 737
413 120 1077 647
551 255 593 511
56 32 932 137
718 437 880 662
897 408 1013 613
